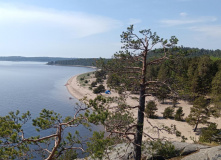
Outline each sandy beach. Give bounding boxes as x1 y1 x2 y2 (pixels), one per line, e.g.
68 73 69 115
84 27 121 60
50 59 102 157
66 73 221 143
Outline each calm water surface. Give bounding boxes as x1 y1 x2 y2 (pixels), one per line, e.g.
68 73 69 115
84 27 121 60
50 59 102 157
0 61 98 140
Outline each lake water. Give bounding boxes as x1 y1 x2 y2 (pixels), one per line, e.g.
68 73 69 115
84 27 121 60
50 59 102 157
0 61 98 157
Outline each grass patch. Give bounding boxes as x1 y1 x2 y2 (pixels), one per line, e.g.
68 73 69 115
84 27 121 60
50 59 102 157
210 56 221 61
77 72 94 86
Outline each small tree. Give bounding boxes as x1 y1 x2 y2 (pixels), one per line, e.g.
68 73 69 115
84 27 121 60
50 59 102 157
199 123 220 143
145 101 158 118
163 107 174 119
174 107 184 121
93 85 105 94
91 81 97 87
95 70 106 79
96 77 103 83
186 97 210 132
156 85 170 104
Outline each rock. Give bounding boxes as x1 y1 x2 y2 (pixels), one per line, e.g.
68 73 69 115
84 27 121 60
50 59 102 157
105 143 134 160
76 142 220 160
171 141 210 155
182 145 221 160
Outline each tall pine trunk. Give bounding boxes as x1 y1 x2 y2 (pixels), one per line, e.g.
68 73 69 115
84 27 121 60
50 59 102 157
134 85 145 160
194 121 199 132
134 50 147 160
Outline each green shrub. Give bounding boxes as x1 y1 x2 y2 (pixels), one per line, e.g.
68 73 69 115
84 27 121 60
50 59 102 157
147 140 177 159
96 77 103 83
199 123 220 143
86 131 114 159
174 107 185 121
145 101 158 118
163 107 174 119
91 81 97 87
93 85 105 94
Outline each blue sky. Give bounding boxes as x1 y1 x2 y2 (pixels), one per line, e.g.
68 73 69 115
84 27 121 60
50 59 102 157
0 0 220 58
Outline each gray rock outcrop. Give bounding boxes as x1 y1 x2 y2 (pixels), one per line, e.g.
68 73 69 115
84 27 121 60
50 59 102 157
77 142 220 160
171 141 210 155
182 145 221 160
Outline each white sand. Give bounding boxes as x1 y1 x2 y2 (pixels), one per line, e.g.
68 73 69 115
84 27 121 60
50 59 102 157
66 73 221 143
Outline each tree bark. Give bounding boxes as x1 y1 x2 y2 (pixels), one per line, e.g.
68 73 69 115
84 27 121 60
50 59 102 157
134 49 147 160
134 85 146 160
194 121 199 132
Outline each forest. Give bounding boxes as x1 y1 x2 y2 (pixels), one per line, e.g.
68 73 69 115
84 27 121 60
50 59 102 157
47 58 100 66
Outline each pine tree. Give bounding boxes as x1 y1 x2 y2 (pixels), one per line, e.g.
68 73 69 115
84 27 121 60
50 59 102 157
174 107 184 121
186 97 210 132
99 25 178 160
145 101 158 118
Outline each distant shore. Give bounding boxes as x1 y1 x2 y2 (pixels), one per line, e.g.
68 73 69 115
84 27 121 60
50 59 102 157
48 64 97 69
66 72 221 143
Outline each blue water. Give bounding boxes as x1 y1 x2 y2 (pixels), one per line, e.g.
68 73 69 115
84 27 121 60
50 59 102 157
0 61 99 157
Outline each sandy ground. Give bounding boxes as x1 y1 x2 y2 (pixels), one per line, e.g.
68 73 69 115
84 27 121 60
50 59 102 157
66 74 221 143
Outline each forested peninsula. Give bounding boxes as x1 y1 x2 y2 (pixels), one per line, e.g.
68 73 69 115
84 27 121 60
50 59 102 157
46 47 221 67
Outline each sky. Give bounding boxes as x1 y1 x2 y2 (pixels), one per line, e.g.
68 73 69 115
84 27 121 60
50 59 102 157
0 0 220 58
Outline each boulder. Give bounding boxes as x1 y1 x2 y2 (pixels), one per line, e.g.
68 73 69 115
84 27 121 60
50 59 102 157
77 142 221 160
182 145 221 160
171 141 210 155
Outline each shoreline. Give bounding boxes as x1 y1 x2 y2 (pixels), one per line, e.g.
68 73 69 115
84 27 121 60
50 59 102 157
66 72 221 143
66 73 97 100
48 64 97 69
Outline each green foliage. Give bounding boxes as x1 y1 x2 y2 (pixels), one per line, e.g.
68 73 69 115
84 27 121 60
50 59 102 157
90 81 97 87
96 77 103 83
0 107 92 159
86 95 109 125
106 73 121 89
93 85 105 94
87 131 115 159
57 150 77 160
95 70 106 84
0 111 32 159
163 107 174 119
48 58 99 66
212 70 221 95
147 140 177 159
199 123 221 143
145 101 158 118
174 107 185 121
95 70 106 79
155 85 170 104
32 109 62 130
105 110 134 132
186 97 210 132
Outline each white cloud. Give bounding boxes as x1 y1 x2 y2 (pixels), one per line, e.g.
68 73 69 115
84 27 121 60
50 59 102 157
0 3 122 38
189 25 221 37
160 16 217 26
180 12 188 17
